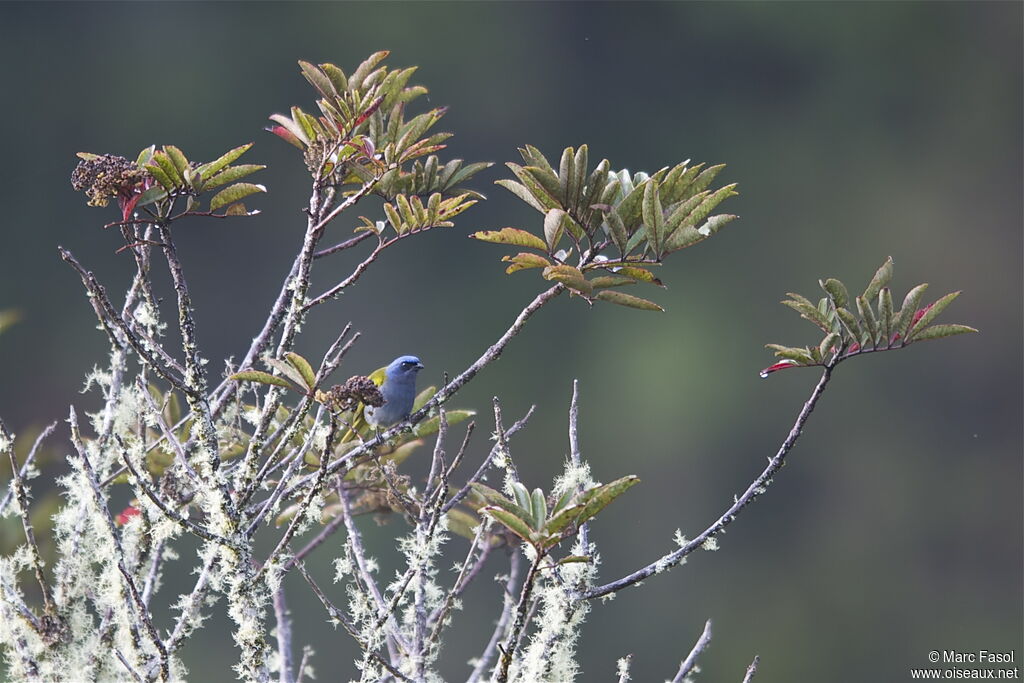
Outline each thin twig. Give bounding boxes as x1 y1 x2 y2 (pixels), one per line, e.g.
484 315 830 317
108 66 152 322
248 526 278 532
0 421 56 517
0 419 56 615
496 552 544 683
256 416 338 582
741 655 760 683
581 364 834 600
427 525 490 643
443 407 535 514
671 619 713 683
273 586 294 683
567 380 590 553
114 649 146 683
59 247 189 395
282 510 347 570
616 654 633 683
156 225 235 519
295 563 411 682
467 550 523 683
312 231 374 259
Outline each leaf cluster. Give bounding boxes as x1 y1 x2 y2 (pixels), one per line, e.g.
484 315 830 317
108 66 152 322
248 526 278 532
763 257 977 375
474 476 639 555
269 54 489 236
74 144 266 222
471 145 738 311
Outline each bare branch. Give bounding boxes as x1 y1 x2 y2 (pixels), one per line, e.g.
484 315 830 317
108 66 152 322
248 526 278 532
671 619 713 683
313 231 374 259
742 655 761 683
59 247 190 395
272 586 294 683
568 380 590 552
0 421 56 517
467 549 523 683
496 552 544 683
0 419 56 615
581 364 834 600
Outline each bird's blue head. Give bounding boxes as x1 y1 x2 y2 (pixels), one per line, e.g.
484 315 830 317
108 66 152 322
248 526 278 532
385 355 424 382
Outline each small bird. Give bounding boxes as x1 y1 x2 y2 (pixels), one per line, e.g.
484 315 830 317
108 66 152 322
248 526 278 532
364 355 425 428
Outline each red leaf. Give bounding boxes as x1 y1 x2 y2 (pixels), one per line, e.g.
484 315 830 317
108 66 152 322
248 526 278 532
352 96 385 129
267 125 304 149
759 360 800 378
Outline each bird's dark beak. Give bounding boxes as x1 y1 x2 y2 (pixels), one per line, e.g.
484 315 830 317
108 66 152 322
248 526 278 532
415 361 424 370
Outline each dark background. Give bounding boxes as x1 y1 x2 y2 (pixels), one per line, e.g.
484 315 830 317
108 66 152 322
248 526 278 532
0 2 1020 681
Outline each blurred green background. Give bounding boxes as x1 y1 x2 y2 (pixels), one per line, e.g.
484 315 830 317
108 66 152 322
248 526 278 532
0 2 1020 681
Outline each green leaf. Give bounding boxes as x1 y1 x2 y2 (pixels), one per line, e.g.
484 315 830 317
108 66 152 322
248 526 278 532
482 506 536 544
445 509 482 541
765 344 816 364
557 555 592 565
834 307 861 341
530 488 548 531
856 295 878 345
229 370 298 391
384 202 403 233
574 475 640 527
413 409 474 437
589 275 637 289
0 309 21 336
544 209 566 251
285 352 317 390
642 180 666 255
820 278 849 308
892 283 928 342
299 60 338 99
202 164 266 191
818 332 841 359
152 150 184 187
209 182 266 212
135 185 169 209
781 295 831 332
163 146 190 180
907 291 961 340
495 179 545 213
863 256 894 302
615 266 664 287
265 358 310 391
595 290 664 312
412 385 437 412
604 209 628 253
546 476 640 537
502 252 552 274
879 288 894 345
470 227 547 251
197 143 255 180
145 162 176 191
510 482 531 511
907 323 978 341
664 214 737 252
542 265 592 294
